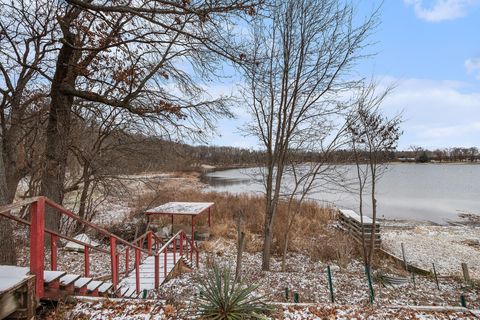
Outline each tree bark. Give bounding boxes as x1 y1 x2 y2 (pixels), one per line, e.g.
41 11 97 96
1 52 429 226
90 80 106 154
40 10 81 231
0 135 16 264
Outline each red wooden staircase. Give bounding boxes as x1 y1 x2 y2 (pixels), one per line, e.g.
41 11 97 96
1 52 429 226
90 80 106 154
0 196 200 317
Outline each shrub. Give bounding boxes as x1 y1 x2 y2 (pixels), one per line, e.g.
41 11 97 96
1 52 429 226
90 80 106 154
194 265 272 319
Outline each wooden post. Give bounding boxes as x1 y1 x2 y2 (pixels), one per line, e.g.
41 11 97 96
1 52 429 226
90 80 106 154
401 243 408 271
147 232 152 255
125 247 129 275
461 263 471 285
30 197 45 299
191 216 195 261
115 253 120 281
432 263 440 290
164 247 168 279
208 207 211 227
84 246 90 277
154 254 159 289
51 234 58 271
135 248 140 294
173 238 176 264
179 232 183 256
110 237 117 291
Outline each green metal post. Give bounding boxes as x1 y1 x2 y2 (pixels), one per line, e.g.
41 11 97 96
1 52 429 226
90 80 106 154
327 265 334 303
294 292 299 303
460 294 467 308
365 265 375 304
285 287 289 301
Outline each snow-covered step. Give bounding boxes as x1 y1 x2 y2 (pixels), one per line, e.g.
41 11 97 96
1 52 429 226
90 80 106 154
44 271 66 283
59 274 81 286
98 282 112 293
74 277 92 289
86 280 103 292
119 252 180 291
0 266 29 294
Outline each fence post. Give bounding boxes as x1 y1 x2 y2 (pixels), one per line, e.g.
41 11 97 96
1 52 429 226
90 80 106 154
125 247 129 275
51 234 58 271
173 238 176 264
154 253 159 289
461 263 471 285
365 265 375 304
327 265 335 303
164 246 168 279
401 243 408 271
30 197 45 299
110 237 117 291
432 263 440 290
179 232 183 256
285 287 289 301
294 292 299 303
135 248 140 294
147 232 152 255
84 246 90 277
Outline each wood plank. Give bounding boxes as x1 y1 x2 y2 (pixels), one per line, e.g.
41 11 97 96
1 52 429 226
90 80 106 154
44 271 66 283
59 274 81 286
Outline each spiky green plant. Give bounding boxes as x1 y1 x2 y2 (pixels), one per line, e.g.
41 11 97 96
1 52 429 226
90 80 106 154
194 265 272 319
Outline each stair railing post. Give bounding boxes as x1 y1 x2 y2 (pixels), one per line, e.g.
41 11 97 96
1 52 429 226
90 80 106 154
154 253 159 289
135 248 140 294
51 234 58 271
147 232 152 255
125 247 129 275
164 246 168 279
84 246 90 277
110 236 118 291
179 232 183 256
173 238 176 264
116 252 120 281
30 197 45 299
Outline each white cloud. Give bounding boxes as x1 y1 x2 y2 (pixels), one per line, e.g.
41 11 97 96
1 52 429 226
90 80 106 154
465 58 480 79
379 77 480 148
404 0 479 22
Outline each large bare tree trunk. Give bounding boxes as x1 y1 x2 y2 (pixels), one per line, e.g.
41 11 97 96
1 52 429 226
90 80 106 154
0 138 16 264
40 12 80 232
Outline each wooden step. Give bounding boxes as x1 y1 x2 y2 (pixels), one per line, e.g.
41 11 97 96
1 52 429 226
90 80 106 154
74 277 92 295
59 274 81 286
74 277 92 289
86 281 103 296
98 282 112 293
43 271 66 284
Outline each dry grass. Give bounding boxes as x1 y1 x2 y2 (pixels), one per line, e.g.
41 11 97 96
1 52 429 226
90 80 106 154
127 187 359 265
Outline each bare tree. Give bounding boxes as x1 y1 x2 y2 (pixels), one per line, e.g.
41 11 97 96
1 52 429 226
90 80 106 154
347 82 401 267
34 0 261 232
0 0 57 201
243 0 378 270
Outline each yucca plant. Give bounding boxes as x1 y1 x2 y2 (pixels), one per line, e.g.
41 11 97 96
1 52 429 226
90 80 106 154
194 265 272 319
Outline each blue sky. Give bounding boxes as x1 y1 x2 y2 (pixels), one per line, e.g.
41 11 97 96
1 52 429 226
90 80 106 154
205 0 480 150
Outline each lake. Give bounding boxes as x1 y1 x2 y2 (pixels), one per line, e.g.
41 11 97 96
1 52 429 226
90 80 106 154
202 163 480 224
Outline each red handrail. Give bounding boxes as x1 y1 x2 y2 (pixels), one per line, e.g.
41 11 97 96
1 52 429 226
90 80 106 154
0 196 200 299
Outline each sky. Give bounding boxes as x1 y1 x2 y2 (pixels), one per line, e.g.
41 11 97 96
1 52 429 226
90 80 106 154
203 0 480 150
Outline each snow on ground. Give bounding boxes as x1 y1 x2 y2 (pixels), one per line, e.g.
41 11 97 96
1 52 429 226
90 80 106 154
158 239 480 309
61 299 480 319
382 226 480 279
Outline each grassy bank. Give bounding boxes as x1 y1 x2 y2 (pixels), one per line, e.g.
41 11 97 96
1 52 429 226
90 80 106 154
125 187 359 267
